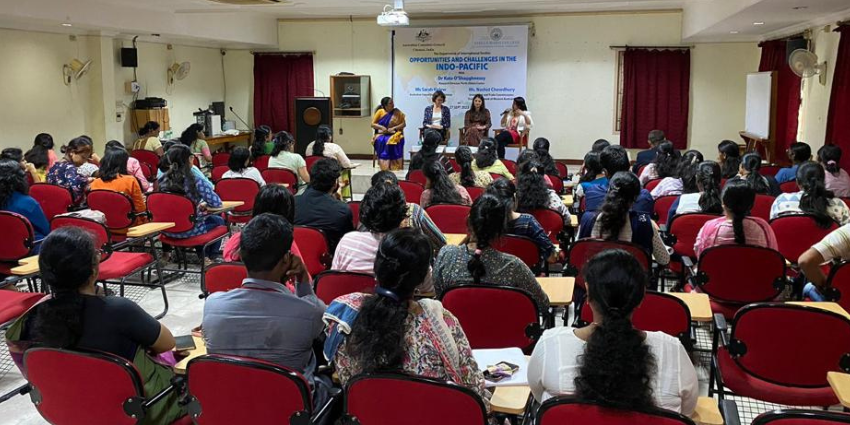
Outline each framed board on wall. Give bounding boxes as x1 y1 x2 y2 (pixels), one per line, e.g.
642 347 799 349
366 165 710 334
741 71 777 163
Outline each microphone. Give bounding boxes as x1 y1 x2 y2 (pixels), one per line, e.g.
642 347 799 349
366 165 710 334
501 108 511 116
229 106 251 130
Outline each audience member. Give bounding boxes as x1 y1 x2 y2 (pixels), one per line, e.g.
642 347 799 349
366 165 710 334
631 129 666 174
105 140 150 192
583 145 654 214
818 145 850 197
472 138 514 179
516 159 571 226
421 160 471 208
668 161 723 224
306 124 353 168
180 123 211 168
770 162 850 226
90 145 147 230
410 128 450 173
638 141 680 186
695 179 778 257
575 151 605 200
47 136 94 206
0 159 48 249
132 121 164 156
532 137 560 178
269 131 309 193
450 146 493 188
651 150 702 199
222 146 265 186
294 158 353 252
775 142 812 184
487 178 556 261
727 152 779 195
370 171 446 256
799 223 850 301
24 133 57 181
717 140 742 180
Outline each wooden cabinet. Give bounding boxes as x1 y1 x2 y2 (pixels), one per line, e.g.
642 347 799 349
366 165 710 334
330 75 371 118
132 108 170 133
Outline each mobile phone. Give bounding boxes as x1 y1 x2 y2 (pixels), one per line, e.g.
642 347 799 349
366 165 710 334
496 361 520 373
175 335 196 351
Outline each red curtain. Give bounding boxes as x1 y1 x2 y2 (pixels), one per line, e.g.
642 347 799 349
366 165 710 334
758 40 802 165
253 54 314 132
827 26 850 169
620 49 691 150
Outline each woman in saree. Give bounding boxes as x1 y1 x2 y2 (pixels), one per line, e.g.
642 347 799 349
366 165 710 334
372 97 407 171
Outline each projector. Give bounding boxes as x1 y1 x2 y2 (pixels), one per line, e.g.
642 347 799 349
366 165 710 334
377 9 409 27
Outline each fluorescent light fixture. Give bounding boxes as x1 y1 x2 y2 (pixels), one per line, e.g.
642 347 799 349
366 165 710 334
730 31 739 34
753 22 765 26
61 23 73 27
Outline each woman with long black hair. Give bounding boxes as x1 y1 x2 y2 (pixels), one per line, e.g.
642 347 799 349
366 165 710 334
668 161 724 224
729 153 776 195
306 124 353 168
180 123 211 168
532 137 560 177
770 161 850 226
463 94 491 146
717 140 742 180
472 138 514 179
516 159 570 226
250 124 272 159
528 249 698 415
818 145 850 197
410 128 449 172
450 146 492 188
775 142 812 184
46 136 94 206
0 159 49 248
650 150 702 199
695 179 778 257
638 140 680 186
420 160 471 208
495 96 533 159
24 133 57 181
132 121 164 156
486 178 556 262
269 131 310 193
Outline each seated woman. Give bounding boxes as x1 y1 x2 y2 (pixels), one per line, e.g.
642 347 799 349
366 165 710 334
651 150 702 200
575 151 605 201
450 146 492 188
269 131 309 193
638 140 680 187
370 171 446 257
0 159 49 251
433 194 549 311
306 125 353 168
495 97 532 159
516 160 571 226
371 97 406 171
775 142 812 184
818 145 850 197
5 227 183 424
222 146 265 186
487 178 556 262
24 133 56 183
532 138 560 178
463 94 491 147
180 124 211 168
158 144 225 263
324 228 490 409
90 145 147 231
668 161 723 224
422 90 450 142
420 160 472 209
250 125 273 159
47 136 94 206
132 121 164 156
717 140 742 180
105 140 151 193
528 249 698 415
726 153 779 196
410 128 450 173
770 162 850 226
580 172 670 266
157 141 212 186
2 148 41 184
695 179 778 258
472 138 514 180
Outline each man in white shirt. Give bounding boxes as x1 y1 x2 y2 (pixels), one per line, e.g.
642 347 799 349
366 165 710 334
798 223 850 300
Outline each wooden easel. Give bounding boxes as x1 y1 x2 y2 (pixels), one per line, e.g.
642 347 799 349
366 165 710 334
741 71 778 163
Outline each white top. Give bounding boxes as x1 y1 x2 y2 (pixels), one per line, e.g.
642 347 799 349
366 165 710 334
676 193 702 215
504 111 533 132
304 141 353 169
527 327 698 415
222 167 265 186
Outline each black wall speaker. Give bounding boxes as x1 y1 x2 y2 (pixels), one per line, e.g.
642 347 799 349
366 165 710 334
121 48 138 68
294 97 331 155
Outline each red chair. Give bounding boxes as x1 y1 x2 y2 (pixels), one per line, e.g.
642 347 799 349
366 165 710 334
214 178 260 225
313 270 376 304
344 373 488 425
759 165 782 177
566 239 651 291
665 212 721 262
25 172 35 186
489 172 504 181
549 176 564 194
779 181 799 193
399 180 425 205
406 169 427 186
578 291 692 349
751 194 776 222
348 201 361 228
825 261 850 312
0 212 35 266
653 195 679 226
293 226 332 277
688 245 786 319
555 162 569 180
425 204 471 234
448 159 460 173
644 178 663 192
203 262 247 296
30 183 74 221
253 155 270 172
501 159 517 176
186 354 335 425
527 208 565 244
770 214 838 265
131 150 160 181
753 410 850 425
211 152 230 168
86 190 149 237
637 164 648 176
24 347 188 425
305 156 323 172
440 285 542 351
493 234 542 275
211 166 229 182
537 398 696 425
191 155 201 168
137 162 154 183
713 303 850 408
465 186 484 202
51 216 169 318
261 168 297 194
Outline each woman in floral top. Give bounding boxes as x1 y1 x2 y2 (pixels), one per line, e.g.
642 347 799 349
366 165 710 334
157 144 225 260
47 136 94 206
323 228 490 410
770 162 850 226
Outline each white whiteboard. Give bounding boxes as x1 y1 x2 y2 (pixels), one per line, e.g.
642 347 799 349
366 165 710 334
745 72 773 139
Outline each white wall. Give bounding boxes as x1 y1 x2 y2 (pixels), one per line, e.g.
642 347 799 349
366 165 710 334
798 25 842 150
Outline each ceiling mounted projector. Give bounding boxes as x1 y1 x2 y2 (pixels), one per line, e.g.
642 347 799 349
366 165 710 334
378 0 409 27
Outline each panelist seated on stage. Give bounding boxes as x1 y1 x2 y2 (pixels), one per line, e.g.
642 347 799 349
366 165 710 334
422 90 451 142
495 96 533 159
371 97 406 171
462 94 491 147
306 124 353 169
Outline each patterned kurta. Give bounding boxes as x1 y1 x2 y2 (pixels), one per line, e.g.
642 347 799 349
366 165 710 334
47 161 88 206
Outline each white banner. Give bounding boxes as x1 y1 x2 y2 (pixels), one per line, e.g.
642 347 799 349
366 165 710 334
392 25 529 151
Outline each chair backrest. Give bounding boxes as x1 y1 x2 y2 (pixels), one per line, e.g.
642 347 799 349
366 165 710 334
348 201 361 229
261 168 298 194
146 192 198 234
489 172 504 181
637 164 648 177
501 159 518 176
211 152 230 167
214 178 260 215
728 303 850 389
253 155 270 171
537 398 696 425
406 169 427 186
305 156 323 172
667 213 721 259
26 171 35 186
313 270 376 304
50 216 111 261
753 410 850 425
136 162 154 182
578 291 691 343
440 285 540 350
695 245 785 308
527 208 565 244
759 165 782 177
827 261 850 312
425 204 472 234
567 239 651 290
293 226 331 277
211 166 229 182
549 175 564 194
644 178 663 192
493 234 541 273
87 189 143 232
465 186 485 202
131 150 160 177
779 181 799 193
399 180 425 205
203 262 248 295
0 211 34 261
30 183 74 221
653 195 679 226
186 355 312 425
555 162 568 179
344 373 487 425
25 348 147 425
447 159 460 173
751 194 776 222
770 214 838 264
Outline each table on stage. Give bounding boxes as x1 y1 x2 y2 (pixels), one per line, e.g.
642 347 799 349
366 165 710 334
204 132 252 150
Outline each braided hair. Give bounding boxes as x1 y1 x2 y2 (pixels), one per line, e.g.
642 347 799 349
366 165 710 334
818 145 843 176
695 161 723 214
312 125 333 157
467 194 508 284
250 125 271 159
740 153 770 195
652 141 680 179
455 146 477 187
598 172 640 241
797 161 836 228
677 150 704 193
718 140 741 179
721 179 755 244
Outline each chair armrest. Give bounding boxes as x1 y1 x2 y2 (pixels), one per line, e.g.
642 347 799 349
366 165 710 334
719 399 741 425
125 376 185 419
713 313 729 347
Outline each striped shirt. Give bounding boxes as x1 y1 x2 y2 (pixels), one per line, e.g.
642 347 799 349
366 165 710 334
332 231 434 294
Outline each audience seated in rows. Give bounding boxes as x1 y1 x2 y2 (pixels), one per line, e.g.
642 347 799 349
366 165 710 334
775 141 812 184
486 178 556 261
294 158 353 252
421 160 471 209
770 161 850 225
269 131 309 194
306 124 353 168
694 179 778 258
222 146 265 186
450 145 493 188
